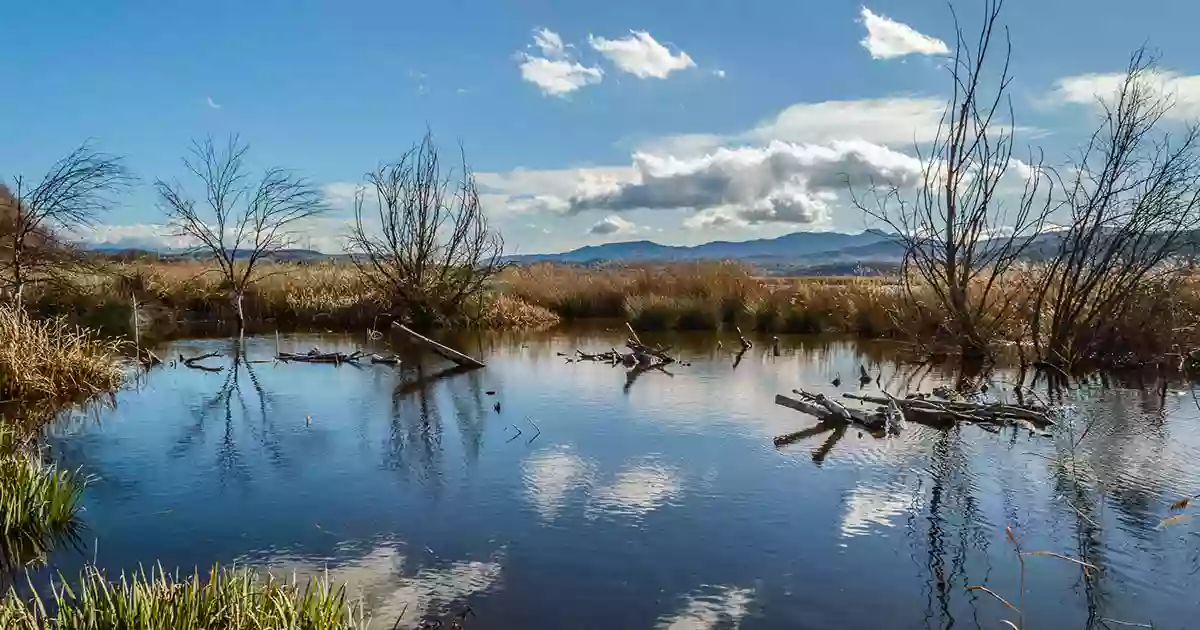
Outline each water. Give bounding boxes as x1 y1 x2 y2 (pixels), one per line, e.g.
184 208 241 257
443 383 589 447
23 329 1200 628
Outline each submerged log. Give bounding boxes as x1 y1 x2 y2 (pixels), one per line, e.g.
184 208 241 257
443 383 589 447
393 323 485 369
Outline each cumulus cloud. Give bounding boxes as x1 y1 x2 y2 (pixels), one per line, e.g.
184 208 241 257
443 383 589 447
746 97 947 146
859 7 949 60
1051 70 1200 119
569 140 925 225
588 215 640 235
475 166 637 216
518 55 603 96
517 28 603 96
532 27 567 58
635 96 949 159
589 31 695 79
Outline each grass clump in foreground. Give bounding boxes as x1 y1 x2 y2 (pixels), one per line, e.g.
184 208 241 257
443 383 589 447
0 308 124 403
0 564 367 629
0 424 84 571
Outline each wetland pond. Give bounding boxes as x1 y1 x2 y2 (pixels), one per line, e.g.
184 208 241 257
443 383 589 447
21 329 1200 628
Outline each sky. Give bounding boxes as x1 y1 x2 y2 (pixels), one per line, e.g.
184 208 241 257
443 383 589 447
4 0 1200 255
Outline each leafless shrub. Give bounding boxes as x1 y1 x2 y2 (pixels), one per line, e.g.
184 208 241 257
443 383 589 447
1029 48 1200 367
155 136 325 331
854 0 1053 358
0 144 132 308
347 132 504 329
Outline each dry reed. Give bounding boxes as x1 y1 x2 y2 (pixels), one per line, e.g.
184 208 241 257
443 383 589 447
0 308 124 402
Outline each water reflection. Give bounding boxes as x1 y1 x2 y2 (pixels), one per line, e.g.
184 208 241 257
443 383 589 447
587 459 684 521
23 330 1200 629
656 585 754 630
522 447 594 522
246 541 503 629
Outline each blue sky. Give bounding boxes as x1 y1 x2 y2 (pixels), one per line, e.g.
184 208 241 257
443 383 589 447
4 0 1200 254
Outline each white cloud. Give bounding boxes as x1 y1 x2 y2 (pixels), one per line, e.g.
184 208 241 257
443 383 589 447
588 215 640 236
712 68 726 79
83 215 354 255
475 166 637 216
206 96 221 110
518 55 603 96
1051 70 1200 119
683 209 745 231
589 31 695 79
859 7 949 60
635 96 949 159
532 27 568 58
77 223 193 251
569 140 925 225
517 28 603 96
746 97 947 146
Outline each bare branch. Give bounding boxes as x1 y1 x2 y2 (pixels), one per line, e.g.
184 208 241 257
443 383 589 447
155 135 325 330
346 131 505 329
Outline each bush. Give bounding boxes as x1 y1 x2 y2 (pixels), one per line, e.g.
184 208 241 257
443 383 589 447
0 308 123 402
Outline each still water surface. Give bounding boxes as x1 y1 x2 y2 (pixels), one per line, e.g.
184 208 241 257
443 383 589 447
30 330 1200 628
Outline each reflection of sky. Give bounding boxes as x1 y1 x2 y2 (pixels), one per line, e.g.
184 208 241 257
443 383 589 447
840 484 920 539
588 459 683 520
522 447 594 522
657 585 754 630
34 330 1200 629
246 542 502 630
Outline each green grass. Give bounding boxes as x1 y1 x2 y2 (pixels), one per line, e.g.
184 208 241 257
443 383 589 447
0 424 84 571
0 564 368 629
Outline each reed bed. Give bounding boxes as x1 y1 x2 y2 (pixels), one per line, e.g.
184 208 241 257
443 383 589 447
0 308 124 403
0 424 84 570
0 564 367 629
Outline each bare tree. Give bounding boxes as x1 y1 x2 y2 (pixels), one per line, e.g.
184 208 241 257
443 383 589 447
853 0 1053 358
0 144 132 309
347 132 505 329
1029 48 1200 367
155 136 325 332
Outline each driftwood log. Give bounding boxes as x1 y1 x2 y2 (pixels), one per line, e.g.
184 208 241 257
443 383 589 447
277 349 365 364
393 323 485 369
840 393 1054 427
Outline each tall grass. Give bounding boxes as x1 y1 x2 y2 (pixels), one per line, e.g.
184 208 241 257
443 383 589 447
0 308 124 403
0 564 368 629
0 424 83 571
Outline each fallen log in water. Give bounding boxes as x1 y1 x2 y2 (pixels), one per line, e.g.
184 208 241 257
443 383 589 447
776 392 887 434
393 323 485 369
840 393 1054 426
277 349 365 364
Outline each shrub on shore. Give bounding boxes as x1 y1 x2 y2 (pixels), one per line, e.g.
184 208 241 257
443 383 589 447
0 308 123 403
0 564 367 629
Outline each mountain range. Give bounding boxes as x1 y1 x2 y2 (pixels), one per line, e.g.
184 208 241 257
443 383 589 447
503 229 906 274
81 229 908 274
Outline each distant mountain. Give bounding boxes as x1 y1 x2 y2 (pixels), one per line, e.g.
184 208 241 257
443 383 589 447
504 229 904 273
506 229 896 263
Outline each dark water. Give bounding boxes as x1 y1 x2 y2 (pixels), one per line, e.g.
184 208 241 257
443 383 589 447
26 329 1200 629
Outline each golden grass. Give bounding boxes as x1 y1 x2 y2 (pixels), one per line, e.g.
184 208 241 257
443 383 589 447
0 308 124 402
19 258 1200 367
